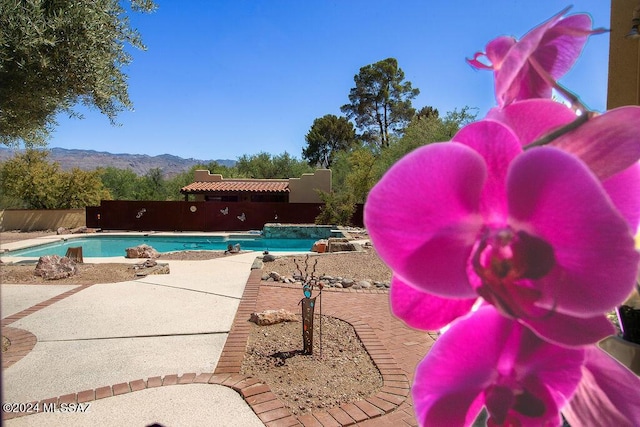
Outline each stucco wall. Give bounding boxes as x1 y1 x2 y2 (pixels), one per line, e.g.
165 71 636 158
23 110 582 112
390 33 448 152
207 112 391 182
608 0 640 109
0 209 86 232
193 170 223 182
288 169 332 203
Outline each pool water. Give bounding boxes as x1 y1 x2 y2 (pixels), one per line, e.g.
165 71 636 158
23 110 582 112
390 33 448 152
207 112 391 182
4 235 318 258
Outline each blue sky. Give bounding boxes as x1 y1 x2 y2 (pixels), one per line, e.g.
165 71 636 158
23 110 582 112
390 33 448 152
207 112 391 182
48 0 611 161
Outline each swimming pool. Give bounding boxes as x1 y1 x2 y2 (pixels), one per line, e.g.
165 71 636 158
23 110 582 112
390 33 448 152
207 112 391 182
3 234 318 258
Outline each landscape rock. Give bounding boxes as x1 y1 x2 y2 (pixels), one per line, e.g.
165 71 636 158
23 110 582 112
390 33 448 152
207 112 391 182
133 260 170 276
125 244 160 259
34 255 78 280
269 271 282 282
341 278 354 288
249 309 299 326
224 243 241 254
354 280 372 289
327 238 359 252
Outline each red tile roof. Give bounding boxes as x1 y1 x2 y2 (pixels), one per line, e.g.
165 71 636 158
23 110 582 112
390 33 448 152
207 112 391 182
181 180 289 193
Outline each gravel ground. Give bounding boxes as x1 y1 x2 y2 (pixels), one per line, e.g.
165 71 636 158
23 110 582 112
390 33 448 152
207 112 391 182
262 248 392 284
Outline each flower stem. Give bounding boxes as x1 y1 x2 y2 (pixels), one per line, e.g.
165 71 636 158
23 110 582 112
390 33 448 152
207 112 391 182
524 58 599 149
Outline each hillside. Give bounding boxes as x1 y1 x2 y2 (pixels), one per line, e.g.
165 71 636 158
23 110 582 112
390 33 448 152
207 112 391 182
0 147 235 177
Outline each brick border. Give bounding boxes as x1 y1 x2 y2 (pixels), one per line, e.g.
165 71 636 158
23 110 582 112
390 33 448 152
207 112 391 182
1 284 93 327
2 327 37 369
1 373 257 421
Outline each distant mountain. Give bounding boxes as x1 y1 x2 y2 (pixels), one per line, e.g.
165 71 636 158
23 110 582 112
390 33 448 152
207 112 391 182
0 147 235 177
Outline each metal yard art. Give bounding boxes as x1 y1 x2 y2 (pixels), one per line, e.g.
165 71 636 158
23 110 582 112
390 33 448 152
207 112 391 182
294 255 323 356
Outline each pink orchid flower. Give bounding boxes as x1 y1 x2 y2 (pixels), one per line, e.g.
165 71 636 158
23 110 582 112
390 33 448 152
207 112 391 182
467 7 606 107
365 101 640 346
412 306 640 427
413 306 584 426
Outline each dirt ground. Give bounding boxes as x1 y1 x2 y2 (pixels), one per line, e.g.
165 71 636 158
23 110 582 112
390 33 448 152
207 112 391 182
241 315 383 416
0 230 393 412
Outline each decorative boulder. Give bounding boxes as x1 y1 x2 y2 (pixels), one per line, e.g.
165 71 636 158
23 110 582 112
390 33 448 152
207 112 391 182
262 251 276 262
34 255 78 280
327 238 358 252
249 309 299 326
125 244 160 259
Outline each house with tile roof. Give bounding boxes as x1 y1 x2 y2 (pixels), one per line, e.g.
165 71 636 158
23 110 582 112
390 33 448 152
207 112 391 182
180 169 331 203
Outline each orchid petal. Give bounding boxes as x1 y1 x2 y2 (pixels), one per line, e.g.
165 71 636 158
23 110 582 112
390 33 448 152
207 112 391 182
486 99 576 145
521 311 614 347
453 120 522 223
413 307 583 426
485 36 516 68
467 52 493 70
602 162 640 232
533 14 602 79
507 147 639 316
551 106 640 180
390 277 476 330
563 346 640 426
467 36 515 70
365 143 484 298
413 308 508 425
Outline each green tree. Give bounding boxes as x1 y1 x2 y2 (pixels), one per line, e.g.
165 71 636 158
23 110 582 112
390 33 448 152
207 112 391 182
236 152 313 179
0 149 108 208
166 167 202 201
137 167 167 200
272 152 314 178
0 149 63 208
315 190 356 226
316 147 377 224
57 168 110 208
324 106 477 212
377 107 478 175
0 0 156 146
329 147 378 204
415 106 439 120
341 58 419 149
99 166 140 200
302 114 357 168
403 106 477 145
202 161 238 176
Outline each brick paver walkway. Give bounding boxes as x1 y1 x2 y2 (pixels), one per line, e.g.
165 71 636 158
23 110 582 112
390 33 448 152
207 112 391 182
2 267 435 426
